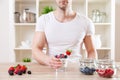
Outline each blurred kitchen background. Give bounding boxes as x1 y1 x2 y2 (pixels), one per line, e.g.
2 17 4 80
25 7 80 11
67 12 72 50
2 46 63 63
0 0 120 63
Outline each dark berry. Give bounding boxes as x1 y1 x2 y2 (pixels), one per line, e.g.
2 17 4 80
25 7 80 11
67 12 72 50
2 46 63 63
80 67 95 75
55 55 60 58
22 70 26 74
64 55 67 58
27 70 32 74
60 54 65 58
91 68 96 72
80 68 85 73
8 70 14 76
17 70 23 75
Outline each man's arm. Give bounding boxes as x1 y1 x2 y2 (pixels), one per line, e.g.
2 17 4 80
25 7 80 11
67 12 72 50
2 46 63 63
83 35 98 59
32 31 50 65
32 31 62 69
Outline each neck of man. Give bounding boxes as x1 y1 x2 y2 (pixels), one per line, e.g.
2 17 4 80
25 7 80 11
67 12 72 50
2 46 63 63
54 7 76 22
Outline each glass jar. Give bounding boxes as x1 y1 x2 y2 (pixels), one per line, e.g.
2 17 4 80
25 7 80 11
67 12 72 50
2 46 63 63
20 9 36 23
56 58 68 72
79 59 96 75
96 59 115 78
100 12 106 23
14 12 20 23
92 9 100 23
20 9 29 23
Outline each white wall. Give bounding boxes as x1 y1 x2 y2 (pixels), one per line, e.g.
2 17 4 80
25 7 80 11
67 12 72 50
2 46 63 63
115 0 120 61
0 0 10 62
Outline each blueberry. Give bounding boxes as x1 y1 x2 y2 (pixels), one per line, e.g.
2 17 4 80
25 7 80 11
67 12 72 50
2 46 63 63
80 67 96 75
27 70 32 74
84 67 90 74
80 68 85 73
64 55 67 58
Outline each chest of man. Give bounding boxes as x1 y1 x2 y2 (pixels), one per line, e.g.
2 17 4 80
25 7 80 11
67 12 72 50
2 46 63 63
44 19 87 45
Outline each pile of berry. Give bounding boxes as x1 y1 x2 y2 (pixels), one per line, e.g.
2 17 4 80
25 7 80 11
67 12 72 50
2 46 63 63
96 68 114 78
55 54 67 59
55 49 72 59
80 67 96 75
8 64 31 76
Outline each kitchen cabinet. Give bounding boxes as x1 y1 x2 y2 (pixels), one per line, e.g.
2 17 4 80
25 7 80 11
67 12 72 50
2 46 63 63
11 0 115 62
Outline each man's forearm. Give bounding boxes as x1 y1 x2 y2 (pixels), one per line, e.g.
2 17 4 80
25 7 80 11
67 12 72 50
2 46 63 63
32 48 50 65
87 50 98 59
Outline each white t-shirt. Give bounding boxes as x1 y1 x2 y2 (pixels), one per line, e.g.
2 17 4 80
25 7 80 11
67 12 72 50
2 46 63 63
36 12 95 57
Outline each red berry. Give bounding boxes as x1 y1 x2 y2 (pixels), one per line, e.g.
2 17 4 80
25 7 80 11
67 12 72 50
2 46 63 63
8 67 15 72
14 68 19 74
104 68 114 78
16 64 21 69
66 50 72 56
97 68 114 78
20 65 27 73
17 70 23 75
97 69 105 77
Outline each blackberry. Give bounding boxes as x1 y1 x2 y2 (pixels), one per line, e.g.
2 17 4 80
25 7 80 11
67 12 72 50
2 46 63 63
64 55 67 58
27 70 32 74
17 70 23 75
8 70 14 76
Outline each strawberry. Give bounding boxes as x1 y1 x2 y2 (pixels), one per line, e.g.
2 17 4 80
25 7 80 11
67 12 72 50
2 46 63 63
20 65 27 73
66 49 72 56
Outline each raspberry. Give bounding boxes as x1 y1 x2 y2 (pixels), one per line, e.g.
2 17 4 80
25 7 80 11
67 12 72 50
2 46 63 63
96 68 114 78
9 67 15 72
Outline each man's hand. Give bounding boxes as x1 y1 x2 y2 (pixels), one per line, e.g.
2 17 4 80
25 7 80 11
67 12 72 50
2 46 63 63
48 57 62 69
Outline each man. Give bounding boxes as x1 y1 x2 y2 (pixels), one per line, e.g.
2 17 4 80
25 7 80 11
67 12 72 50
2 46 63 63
32 0 97 69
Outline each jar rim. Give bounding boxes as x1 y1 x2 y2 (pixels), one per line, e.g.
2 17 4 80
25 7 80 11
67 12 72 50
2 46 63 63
79 58 96 63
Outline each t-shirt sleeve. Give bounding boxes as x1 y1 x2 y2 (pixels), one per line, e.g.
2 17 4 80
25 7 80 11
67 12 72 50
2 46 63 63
86 18 95 36
35 15 45 32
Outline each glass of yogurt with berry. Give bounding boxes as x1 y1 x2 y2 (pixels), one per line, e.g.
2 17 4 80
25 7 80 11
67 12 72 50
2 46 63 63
55 49 73 72
55 53 68 72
